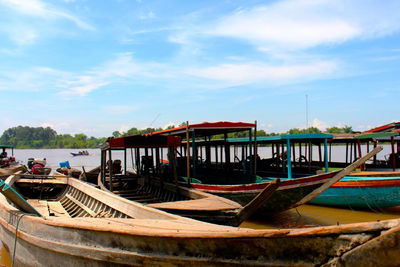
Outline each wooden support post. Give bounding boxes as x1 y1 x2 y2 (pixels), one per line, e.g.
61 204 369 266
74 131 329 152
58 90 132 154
192 129 196 179
299 142 302 167
130 148 135 173
373 140 377 165
156 147 160 175
136 148 141 175
346 143 349 164
108 149 113 192
124 149 127 175
318 143 322 167
391 136 396 171
248 129 253 174
286 139 292 179
357 139 363 171
185 122 190 181
324 139 328 173
292 142 296 168
308 141 312 173
254 120 257 175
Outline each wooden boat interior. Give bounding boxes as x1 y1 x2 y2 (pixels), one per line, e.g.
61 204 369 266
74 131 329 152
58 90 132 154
5 172 182 221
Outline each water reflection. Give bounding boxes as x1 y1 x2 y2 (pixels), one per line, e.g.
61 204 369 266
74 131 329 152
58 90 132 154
0 241 11 267
241 204 400 229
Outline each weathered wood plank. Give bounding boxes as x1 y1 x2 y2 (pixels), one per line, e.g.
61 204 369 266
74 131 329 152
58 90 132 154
48 201 71 218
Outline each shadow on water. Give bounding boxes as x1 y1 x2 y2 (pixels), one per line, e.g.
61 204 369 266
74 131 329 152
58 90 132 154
241 204 400 229
0 241 11 267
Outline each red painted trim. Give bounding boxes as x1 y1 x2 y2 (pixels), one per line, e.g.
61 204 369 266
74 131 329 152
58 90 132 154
192 171 338 192
150 121 256 136
331 179 400 188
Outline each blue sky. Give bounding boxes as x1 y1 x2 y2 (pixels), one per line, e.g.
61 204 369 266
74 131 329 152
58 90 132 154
0 0 399 137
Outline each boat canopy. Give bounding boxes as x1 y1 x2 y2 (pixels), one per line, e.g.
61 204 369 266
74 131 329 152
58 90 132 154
0 145 15 149
355 132 399 140
225 133 333 144
364 122 400 133
104 135 182 150
150 121 256 138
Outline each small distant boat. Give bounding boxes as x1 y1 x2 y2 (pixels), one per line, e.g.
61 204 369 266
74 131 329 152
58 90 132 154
0 145 18 168
71 150 90 156
1 171 400 266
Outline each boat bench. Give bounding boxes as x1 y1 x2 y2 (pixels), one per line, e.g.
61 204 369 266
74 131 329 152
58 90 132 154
27 199 71 217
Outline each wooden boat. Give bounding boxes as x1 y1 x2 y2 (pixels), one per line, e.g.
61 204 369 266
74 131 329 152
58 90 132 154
191 148 382 215
308 130 400 209
80 165 101 185
0 165 27 180
99 134 279 226
56 167 82 179
309 175 400 208
71 150 90 157
0 145 18 168
149 122 383 215
1 171 400 266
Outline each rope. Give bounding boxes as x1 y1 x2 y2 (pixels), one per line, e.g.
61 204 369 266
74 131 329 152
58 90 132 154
12 213 26 267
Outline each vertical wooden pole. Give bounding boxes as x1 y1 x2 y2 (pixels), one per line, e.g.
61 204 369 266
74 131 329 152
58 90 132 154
346 143 349 164
292 142 296 168
108 149 113 192
254 120 257 175
324 138 328 173
391 136 396 171
308 141 312 173
156 147 160 175
299 142 302 167
185 122 190 181
286 139 292 179
192 129 196 179
357 139 363 171
124 149 127 175
318 143 322 167
130 148 135 173
101 150 105 185
373 140 377 165
249 129 253 175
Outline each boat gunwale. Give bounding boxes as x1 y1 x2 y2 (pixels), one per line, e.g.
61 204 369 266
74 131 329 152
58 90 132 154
191 170 340 193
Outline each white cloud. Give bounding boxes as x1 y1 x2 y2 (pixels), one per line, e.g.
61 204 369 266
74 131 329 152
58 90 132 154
0 0 94 34
206 0 400 52
312 118 329 130
103 105 137 114
186 61 337 86
119 125 130 133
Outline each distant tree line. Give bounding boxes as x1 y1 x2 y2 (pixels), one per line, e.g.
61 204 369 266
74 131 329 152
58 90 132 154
0 126 107 149
0 124 353 149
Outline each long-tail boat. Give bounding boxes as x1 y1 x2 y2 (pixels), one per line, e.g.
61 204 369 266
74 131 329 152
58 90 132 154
1 170 400 266
149 121 383 215
98 134 279 226
309 128 400 209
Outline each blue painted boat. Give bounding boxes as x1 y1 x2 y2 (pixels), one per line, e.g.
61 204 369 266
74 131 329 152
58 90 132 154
310 175 400 208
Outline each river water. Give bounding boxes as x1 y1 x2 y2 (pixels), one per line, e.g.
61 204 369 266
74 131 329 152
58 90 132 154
1 147 399 265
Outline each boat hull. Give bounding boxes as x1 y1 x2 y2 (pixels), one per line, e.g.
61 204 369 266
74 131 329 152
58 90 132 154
192 171 339 216
1 173 400 266
310 176 400 208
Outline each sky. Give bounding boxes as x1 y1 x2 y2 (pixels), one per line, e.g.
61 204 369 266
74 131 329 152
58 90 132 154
0 0 399 137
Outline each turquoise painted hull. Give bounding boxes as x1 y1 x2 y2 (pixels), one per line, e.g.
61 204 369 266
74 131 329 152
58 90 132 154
310 176 400 209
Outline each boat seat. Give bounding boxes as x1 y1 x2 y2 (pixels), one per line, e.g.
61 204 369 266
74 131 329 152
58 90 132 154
27 200 50 216
48 201 71 217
